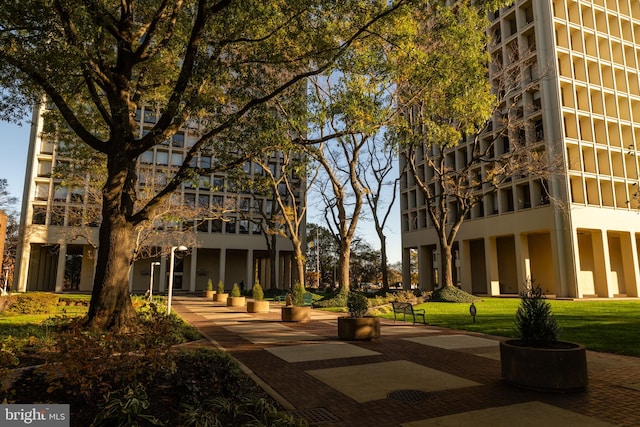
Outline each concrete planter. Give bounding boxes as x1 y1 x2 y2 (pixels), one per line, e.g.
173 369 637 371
247 300 270 313
337 316 380 340
213 293 228 303
500 339 588 392
205 290 216 299
227 296 246 307
281 306 310 322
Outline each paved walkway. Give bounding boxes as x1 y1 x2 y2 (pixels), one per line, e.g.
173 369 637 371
172 295 640 427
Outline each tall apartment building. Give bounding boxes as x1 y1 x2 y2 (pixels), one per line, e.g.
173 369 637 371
401 0 640 298
14 105 302 294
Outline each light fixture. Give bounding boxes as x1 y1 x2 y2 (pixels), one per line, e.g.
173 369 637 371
148 261 161 301
167 245 188 314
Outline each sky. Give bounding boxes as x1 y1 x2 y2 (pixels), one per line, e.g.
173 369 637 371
0 119 403 264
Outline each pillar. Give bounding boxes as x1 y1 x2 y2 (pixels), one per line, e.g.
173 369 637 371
402 247 412 289
246 249 254 290
54 241 67 293
159 254 167 292
189 247 197 292
485 236 500 295
219 248 226 287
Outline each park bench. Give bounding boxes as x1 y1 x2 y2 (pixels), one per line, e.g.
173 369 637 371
302 292 313 306
273 291 288 302
391 302 426 325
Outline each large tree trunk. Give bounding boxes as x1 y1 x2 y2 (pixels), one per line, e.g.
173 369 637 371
378 232 389 290
86 158 138 331
86 214 137 331
438 235 454 288
338 239 351 290
293 243 306 288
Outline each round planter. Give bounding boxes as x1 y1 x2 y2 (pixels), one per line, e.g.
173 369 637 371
247 300 270 313
338 316 380 341
213 293 228 303
227 296 246 307
281 306 310 322
500 339 588 392
205 290 216 299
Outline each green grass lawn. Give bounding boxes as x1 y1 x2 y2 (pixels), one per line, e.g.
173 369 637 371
379 298 640 357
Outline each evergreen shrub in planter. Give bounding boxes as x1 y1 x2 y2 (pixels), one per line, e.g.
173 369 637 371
281 283 310 322
500 281 587 392
227 283 246 307
247 282 269 313
337 291 380 340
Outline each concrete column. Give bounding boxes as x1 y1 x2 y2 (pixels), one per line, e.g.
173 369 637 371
274 249 281 289
15 242 32 292
402 247 412 289
219 248 226 287
515 233 531 292
460 240 472 294
417 245 429 290
485 236 500 295
627 233 640 297
159 254 167 292
594 230 612 297
246 249 254 290
189 247 197 292
55 241 67 293
619 232 636 297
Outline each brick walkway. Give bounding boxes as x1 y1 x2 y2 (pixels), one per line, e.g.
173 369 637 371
172 296 640 427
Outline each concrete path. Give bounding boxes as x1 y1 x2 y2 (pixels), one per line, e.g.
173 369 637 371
172 296 640 427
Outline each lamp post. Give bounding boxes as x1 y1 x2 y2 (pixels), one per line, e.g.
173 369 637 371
167 246 188 314
1 266 8 296
149 262 160 301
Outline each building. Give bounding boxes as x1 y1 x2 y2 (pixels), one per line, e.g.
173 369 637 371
14 105 303 294
400 0 640 298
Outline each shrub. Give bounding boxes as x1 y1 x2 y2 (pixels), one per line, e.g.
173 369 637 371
291 282 305 306
217 280 224 294
313 286 349 308
206 279 213 291
347 292 369 317
252 282 264 301
8 293 59 314
93 383 162 427
231 283 241 297
515 281 560 346
430 286 479 303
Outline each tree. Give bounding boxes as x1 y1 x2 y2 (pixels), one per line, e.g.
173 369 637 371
305 223 339 287
0 0 408 330
361 135 402 290
395 1 548 289
0 179 17 212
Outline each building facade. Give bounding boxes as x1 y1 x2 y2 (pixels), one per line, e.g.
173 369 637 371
14 105 303 294
401 0 640 298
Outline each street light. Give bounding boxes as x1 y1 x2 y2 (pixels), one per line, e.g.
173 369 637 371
1 266 8 296
148 262 160 301
167 245 188 314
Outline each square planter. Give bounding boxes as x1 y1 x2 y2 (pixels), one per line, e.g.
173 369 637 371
227 296 246 307
213 293 228 303
499 339 588 392
281 306 310 322
205 290 216 299
247 300 270 313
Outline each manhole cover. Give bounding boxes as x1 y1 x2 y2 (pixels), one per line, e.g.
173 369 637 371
387 389 435 404
287 407 341 425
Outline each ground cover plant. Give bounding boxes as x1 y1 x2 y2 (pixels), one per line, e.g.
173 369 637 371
1 295 304 426
377 297 640 357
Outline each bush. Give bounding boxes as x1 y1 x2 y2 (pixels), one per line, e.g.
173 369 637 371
291 283 305 306
217 280 225 294
313 286 349 308
7 293 59 314
347 292 369 317
515 282 560 346
231 283 241 297
430 286 479 303
206 279 213 291
252 282 264 301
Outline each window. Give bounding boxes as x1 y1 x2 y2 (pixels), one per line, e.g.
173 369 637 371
156 151 169 165
35 183 49 201
32 206 46 224
140 151 154 164
200 156 211 169
225 219 236 234
239 220 249 234
143 109 156 124
172 133 184 147
252 221 262 234
171 153 183 167
212 219 222 233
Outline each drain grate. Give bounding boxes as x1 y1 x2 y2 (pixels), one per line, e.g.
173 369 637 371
387 389 435 404
287 407 341 425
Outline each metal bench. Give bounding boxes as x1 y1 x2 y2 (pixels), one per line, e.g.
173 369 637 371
302 292 313 306
391 302 426 325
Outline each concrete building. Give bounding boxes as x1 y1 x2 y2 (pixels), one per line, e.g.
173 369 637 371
14 105 303 294
401 0 640 298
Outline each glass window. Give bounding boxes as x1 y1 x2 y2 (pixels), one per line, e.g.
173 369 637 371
198 195 209 208
32 206 46 224
211 219 222 233
143 109 156 123
171 153 183 167
252 221 262 234
239 220 249 234
225 219 236 234
35 183 49 201
156 151 169 165
172 133 184 147
200 156 212 169
140 151 154 164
